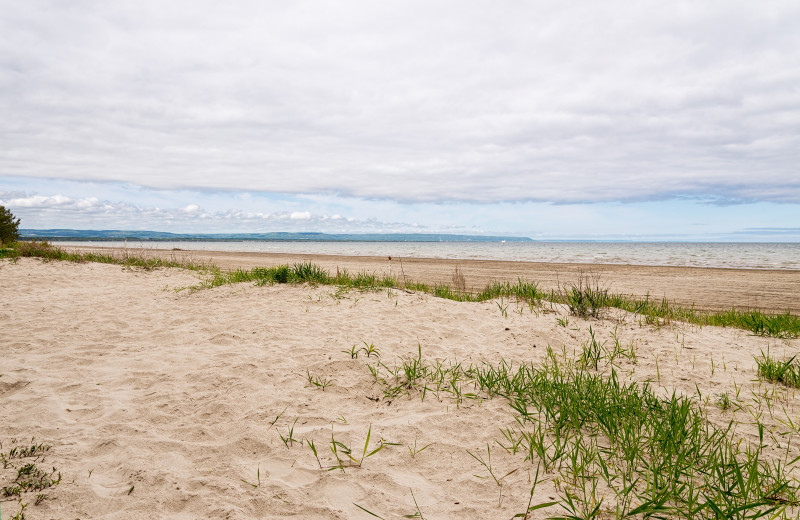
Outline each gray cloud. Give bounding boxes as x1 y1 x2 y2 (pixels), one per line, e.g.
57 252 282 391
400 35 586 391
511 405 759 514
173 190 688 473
1 1 799 203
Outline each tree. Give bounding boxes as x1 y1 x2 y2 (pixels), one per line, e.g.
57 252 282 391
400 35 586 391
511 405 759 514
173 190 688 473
0 205 20 247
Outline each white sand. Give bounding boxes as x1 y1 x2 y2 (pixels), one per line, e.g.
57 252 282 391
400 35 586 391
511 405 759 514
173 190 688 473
1 258 798 519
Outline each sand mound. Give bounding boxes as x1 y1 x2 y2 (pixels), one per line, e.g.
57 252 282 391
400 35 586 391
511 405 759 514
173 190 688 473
2 258 798 519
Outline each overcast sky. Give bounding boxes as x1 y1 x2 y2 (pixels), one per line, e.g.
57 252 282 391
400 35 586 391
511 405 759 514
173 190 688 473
1 1 799 239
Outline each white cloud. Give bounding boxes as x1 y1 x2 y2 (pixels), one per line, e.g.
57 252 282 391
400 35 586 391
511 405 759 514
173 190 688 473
0 1 798 204
5 185 800 240
5 194 74 207
0 190 427 233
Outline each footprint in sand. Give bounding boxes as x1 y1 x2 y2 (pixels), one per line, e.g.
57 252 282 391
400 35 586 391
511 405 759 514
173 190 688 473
90 469 134 498
0 379 31 398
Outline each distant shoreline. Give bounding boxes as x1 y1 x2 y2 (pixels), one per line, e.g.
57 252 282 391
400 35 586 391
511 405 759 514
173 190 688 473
19 229 532 242
25 237 521 243
48 239 800 271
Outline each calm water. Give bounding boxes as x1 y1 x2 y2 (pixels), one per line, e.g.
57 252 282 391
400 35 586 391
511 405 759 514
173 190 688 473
51 241 800 270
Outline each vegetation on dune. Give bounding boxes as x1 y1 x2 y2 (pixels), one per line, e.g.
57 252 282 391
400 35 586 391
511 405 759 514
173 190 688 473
284 341 800 518
1 439 62 519
360 347 800 518
1 239 212 271
755 350 800 388
553 276 800 339
5 241 799 338
197 262 399 290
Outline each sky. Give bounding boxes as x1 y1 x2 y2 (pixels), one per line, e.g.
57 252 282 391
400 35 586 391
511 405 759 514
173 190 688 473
1 1 799 240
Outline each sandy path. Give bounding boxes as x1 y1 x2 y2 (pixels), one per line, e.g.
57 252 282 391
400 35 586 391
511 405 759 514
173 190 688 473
65 246 800 313
2 258 799 519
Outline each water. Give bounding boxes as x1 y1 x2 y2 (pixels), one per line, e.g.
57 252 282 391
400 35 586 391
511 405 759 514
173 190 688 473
50 240 800 270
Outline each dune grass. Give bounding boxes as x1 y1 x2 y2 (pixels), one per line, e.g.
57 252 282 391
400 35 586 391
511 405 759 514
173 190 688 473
366 347 800 518
196 262 400 290
755 350 800 388
7 241 799 338
209 261 799 338
5 240 211 271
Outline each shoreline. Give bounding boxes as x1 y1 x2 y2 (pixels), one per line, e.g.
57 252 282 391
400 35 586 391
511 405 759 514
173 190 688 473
63 245 800 313
47 240 800 271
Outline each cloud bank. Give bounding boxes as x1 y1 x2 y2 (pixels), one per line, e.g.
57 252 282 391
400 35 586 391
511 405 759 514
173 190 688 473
5 184 800 242
0 190 429 233
1 1 799 204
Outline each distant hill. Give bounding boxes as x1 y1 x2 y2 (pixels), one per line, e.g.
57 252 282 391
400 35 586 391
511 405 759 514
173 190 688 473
20 229 532 242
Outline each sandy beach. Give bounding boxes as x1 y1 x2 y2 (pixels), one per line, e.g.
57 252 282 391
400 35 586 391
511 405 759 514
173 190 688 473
2 256 799 519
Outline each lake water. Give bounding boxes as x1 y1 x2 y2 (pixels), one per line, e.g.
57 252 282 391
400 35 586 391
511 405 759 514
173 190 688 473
50 240 800 270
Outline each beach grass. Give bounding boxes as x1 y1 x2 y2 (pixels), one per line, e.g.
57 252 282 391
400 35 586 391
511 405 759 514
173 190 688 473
207 261 799 338
364 347 800 518
5 240 212 271
7 241 800 338
755 350 800 388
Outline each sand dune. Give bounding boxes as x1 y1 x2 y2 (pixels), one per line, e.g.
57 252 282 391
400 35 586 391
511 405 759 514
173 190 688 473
2 258 799 519
63 246 800 313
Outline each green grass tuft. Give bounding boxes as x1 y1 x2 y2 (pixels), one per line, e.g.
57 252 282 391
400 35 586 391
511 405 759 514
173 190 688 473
755 350 800 387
